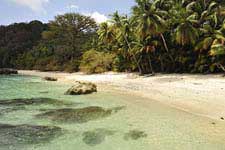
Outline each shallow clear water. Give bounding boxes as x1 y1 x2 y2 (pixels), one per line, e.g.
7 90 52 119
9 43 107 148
0 75 225 150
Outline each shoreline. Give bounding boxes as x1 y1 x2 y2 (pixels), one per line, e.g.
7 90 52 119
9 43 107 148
18 70 225 120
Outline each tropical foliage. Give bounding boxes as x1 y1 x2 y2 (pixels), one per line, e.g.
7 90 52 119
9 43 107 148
0 13 97 72
96 0 225 74
80 49 115 74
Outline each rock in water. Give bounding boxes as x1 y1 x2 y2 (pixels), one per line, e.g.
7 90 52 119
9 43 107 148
0 124 62 146
44 77 58 81
124 130 147 141
0 106 25 116
82 129 114 146
65 81 97 95
36 106 123 123
0 68 18 75
0 98 66 106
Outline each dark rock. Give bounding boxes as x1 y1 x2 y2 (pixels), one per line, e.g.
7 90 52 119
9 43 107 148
0 98 66 106
0 123 62 146
221 117 224 120
0 68 18 75
36 106 123 123
124 130 147 141
82 129 114 146
65 81 97 95
39 91 49 94
0 106 25 116
44 77 57 81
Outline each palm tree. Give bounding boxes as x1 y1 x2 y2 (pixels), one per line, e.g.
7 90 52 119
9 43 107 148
195 25 225 52
132 0 174 68
132 36 158 74
97 22 115 44
175 21 199 46
94 0 225 74
169 2 199 46
111 12 143 74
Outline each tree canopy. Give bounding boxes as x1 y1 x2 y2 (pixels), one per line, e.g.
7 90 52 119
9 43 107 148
96 0 225 74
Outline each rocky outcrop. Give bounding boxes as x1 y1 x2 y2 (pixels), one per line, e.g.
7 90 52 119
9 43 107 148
36 106 124 123
0 68 18 75
0 123 62 146
65 81 97 95
0 98 67 106
82 129 114 146
36 106 112 123
124 130 147 141
44 77 58 81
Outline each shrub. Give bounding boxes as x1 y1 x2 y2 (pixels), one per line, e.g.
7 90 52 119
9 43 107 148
80 49 115 74
64 60 80 73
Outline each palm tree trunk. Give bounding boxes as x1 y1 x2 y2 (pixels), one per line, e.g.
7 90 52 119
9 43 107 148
133 55 143 74
148 54 154 75
160 33 174 62
159 55 164 72
216 63 225 74
123 35 143 74
160 33 169 52
160 33 175 70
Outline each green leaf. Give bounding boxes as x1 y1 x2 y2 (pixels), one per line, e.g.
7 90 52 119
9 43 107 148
210 44 225 56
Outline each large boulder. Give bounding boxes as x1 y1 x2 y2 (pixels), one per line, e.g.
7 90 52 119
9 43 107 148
65 81 97 95
0 68 18 75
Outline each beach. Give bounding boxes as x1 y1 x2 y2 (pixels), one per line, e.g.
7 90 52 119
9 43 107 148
19 70 225 120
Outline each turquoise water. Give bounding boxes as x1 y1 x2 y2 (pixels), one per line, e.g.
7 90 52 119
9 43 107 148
1 75 225 150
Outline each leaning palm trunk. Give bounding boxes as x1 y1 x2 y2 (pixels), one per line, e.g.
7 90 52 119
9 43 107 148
160 33 174 65
123 35 143 74
216 63 225 75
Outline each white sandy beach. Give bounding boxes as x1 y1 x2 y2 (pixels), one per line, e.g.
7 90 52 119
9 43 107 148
19 70 225 120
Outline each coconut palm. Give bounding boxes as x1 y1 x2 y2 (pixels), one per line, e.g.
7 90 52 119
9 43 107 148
132 0 169 50
132 0 175 71
132 36 159 74
185 0 220 27
93 0 225 74
98 22 115 44
111 12 143 74
169 2 199 46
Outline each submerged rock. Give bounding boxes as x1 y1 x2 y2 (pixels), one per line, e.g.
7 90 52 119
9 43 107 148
82 129 114 146
0 106 25 116
124 130 147 141
0 68 18 75
0 98 66 106
65 81 97 95
0 123 62 145
44 77 58 81
39 91 49 94
36 106 123 123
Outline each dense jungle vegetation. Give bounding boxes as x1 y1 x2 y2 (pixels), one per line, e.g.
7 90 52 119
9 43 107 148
1 0 225 74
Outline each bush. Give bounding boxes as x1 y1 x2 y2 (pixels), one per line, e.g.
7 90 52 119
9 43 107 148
80 49 115 74
64 60 80 73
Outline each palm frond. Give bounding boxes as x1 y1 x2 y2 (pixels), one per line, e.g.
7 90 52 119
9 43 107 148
210 44 225 56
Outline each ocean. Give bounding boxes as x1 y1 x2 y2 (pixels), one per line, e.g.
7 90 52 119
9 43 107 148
0 75 225 150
